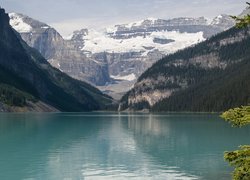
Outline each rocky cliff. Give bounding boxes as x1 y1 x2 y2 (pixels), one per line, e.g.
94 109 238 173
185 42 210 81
9 13 110 86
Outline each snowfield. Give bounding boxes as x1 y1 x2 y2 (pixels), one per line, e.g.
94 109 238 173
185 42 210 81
81 29 205 55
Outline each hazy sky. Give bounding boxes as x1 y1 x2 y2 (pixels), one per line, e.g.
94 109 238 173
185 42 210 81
1 0 247 36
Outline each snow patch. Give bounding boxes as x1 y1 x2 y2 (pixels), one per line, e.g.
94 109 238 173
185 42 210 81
124 18 157 29
147 17 157 21
211 15 223 25
205 17 213 25
106 26 118 34
9 13 32 33
63 33 74 40
111 73 136 81
48 59 63 72
41 26 50 29
125 20 144 29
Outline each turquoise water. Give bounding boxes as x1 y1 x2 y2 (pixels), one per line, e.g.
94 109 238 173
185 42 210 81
0 113 249 180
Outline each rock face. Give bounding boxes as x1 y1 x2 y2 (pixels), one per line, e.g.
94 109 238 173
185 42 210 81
0 8 113 112
119 25 250 111
9 13 234 97
9 13 110 86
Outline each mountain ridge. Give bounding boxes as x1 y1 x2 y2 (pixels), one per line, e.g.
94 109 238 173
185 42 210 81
119 25 250 112
9 13 235 99
0 8 113 112
9 12 111 86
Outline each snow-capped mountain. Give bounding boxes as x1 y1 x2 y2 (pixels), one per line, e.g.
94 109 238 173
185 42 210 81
9 13 34 33
210 14 235 29
76 25 205 54
9 13 110 86
67 15 234 96
9 13 234 98
71 16 234 55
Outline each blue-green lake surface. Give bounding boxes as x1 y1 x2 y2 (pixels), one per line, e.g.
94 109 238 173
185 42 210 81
0 113 249 180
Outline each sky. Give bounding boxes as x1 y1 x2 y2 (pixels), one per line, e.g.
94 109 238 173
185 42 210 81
1 0 247 36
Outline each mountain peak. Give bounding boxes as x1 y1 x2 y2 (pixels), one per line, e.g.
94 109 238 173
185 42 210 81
113 16 209 31
210 14 235 30
9 13 32 33
9 12 50 32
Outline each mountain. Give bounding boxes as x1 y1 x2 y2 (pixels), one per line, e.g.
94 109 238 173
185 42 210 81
0 8 113 112
9 13 234 98
210 14 235 30
119 25 250 112
68 15 234 97
152 59 250 112
9 13 110 86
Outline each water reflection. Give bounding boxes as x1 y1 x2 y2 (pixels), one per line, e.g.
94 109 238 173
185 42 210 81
0 113 249 179
125 113 250 179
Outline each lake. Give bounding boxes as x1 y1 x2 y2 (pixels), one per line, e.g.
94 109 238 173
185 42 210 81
0 113 249 180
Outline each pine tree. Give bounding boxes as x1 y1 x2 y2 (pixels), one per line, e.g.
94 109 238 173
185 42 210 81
231 2 250 28
221 3 250 179
221 106 250 180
